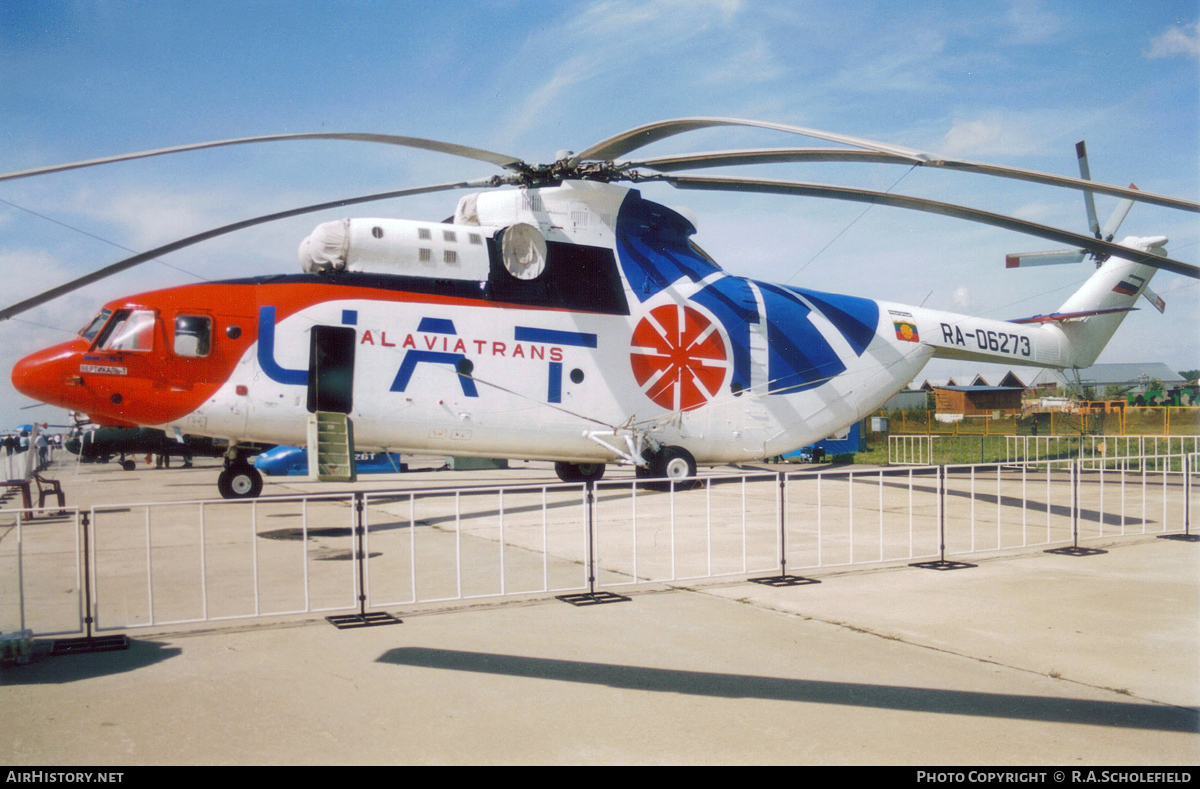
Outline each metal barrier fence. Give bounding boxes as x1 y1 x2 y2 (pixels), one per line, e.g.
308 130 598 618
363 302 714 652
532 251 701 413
2 454 1194 638
1 449 35 483
1 423 56 482
888 434 1200 467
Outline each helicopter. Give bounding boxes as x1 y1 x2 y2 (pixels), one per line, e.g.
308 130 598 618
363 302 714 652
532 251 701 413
4 118 1198 498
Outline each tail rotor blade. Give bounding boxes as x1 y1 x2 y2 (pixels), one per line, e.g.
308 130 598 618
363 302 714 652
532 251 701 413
1101 184 1137 241
1076 141 1102 239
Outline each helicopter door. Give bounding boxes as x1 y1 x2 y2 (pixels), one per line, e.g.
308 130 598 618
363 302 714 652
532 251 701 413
307 325 356 414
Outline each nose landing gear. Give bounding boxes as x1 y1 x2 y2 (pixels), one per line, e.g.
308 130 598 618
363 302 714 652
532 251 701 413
217 458 263 499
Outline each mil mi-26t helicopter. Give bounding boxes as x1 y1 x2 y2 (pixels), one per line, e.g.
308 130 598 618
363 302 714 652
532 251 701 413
5 118 1198 498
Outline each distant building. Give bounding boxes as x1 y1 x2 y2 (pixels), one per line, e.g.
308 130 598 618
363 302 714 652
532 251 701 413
881 389 930 411
931 385 1024 416
996 371 1027 388
919 370 1027 394
1027 363 1184 396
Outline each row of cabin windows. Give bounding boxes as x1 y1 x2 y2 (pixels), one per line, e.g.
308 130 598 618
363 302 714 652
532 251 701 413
415 227 483 245
418 249 459 263
83 309 213 358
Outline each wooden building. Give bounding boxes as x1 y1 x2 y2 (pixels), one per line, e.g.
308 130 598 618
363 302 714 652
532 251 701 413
931 385 1024 416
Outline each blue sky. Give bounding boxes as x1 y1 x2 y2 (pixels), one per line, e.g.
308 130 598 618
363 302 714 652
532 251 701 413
1 0 1197 429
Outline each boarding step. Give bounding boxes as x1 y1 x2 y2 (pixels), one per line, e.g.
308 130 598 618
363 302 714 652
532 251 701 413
307 411 357 483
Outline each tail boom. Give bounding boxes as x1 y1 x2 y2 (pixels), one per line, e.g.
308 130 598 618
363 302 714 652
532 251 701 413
899 244 1161 371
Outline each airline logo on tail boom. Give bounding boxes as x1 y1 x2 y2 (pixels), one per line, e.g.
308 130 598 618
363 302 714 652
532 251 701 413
630 303 730 411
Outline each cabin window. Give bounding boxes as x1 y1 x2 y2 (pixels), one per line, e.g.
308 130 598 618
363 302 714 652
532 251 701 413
174 315 212 357
96 309 156 352
79 309 112 342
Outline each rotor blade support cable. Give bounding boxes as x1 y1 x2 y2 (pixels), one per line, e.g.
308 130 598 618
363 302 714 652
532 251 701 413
0 197 209 282
784 166 916 283
0 177 503 321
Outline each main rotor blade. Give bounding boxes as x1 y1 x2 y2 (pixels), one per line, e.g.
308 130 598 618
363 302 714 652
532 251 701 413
658 174 1200 279
627 148 1199 213
575 117 933 164
0 133 527 183
0 177 500 321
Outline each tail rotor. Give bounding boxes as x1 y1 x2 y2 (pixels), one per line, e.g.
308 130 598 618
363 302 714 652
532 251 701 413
1005 140 1168 314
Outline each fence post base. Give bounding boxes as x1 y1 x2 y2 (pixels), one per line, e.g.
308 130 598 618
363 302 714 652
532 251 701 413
556 591 631 607
1043 546 1108 556
909 559 976 571
748 574 820 587
50 634 129 655
326 612 403 630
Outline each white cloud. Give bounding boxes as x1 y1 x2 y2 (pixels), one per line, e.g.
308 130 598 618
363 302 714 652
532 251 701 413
1144 22 1200 60
564 0 741 38
67 186 239 250
496 0 745 146
830 30 950 94
952 286 975 310
700 36 785 85
936 108 1108 158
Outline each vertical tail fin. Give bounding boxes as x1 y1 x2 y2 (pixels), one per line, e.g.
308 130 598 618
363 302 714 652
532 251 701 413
1053 236 1166 368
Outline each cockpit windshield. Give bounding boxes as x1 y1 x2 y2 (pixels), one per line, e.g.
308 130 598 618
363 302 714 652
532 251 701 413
79 309 112 342
94 309 156 352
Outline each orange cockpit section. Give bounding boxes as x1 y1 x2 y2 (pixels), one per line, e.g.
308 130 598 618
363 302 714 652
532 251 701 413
11 284 261 427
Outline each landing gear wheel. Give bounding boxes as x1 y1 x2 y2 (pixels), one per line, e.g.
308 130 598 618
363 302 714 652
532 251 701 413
218 463 263 499
554 461 606 484
637 446 697 491
660 447 697 482
121 459 136 471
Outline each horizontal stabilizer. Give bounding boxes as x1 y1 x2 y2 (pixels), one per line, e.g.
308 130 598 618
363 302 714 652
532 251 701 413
1009 306 1137 324
1143 286 1166 313
1005 249 1086 268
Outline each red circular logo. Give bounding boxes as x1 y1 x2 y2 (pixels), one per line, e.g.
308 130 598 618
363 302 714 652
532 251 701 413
630 304 730 411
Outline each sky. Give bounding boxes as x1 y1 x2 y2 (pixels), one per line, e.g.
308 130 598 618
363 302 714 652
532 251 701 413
0 0 1197 430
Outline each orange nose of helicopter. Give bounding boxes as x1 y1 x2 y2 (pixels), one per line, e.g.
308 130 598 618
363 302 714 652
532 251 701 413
11 340 135 423
12 343 78 406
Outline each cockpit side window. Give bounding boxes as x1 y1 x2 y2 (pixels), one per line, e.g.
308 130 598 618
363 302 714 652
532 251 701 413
96 309 156 352
174 314 212 357
79 309 112 342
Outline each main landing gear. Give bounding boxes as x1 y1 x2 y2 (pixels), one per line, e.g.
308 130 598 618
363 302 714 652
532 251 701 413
217 458 263 499
554 447 698 489
554 461 607 484
636 445 698 490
